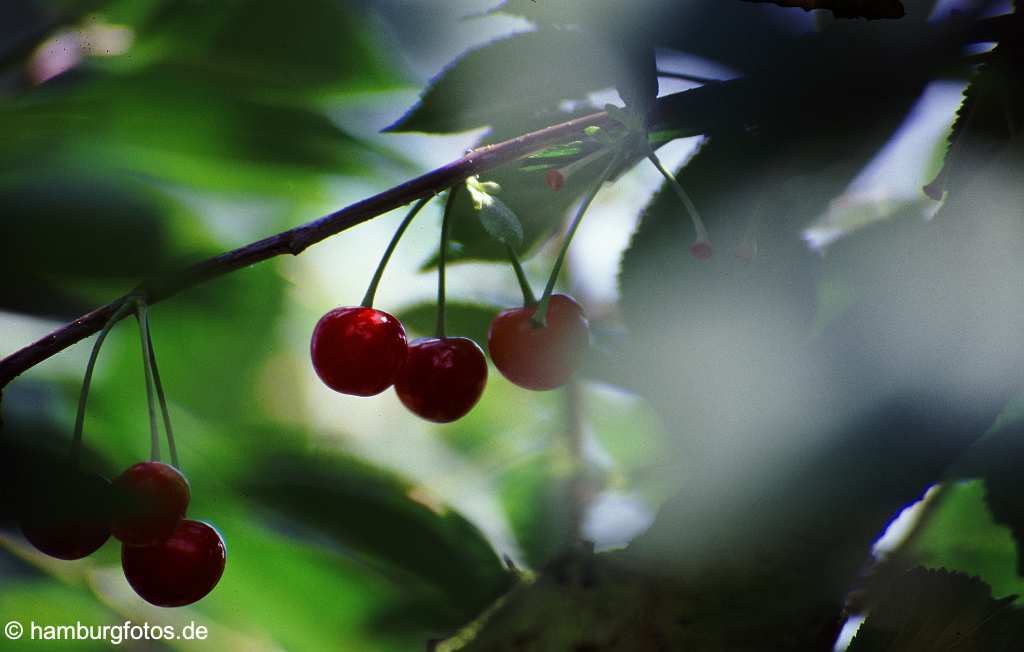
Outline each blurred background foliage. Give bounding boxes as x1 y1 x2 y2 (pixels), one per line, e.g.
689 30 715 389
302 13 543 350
1 0 1022 650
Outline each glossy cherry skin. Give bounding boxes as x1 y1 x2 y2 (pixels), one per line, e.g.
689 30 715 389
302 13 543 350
122 519 226 607
110 462 190 546
311 307 408 396
487 294 590 391
394 337 487 423
19 469 111 560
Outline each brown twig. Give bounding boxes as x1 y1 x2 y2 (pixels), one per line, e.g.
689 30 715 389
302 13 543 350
739 0 905 19
0 110 621 388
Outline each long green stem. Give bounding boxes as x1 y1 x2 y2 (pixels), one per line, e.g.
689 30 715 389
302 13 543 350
645 146 709 244
506 244 536 307
135 301 161 463
144 308 178 469
361 195 433 308
435 186 460 338
533 150 623 327
70 298 137 467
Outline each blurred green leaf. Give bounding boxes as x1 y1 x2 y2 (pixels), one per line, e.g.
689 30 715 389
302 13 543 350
397 300 501 350
905 481 1024 599
0 170 174 280
124 0 401 99
0 65 388 196
385 30 622 135
499 453 571 569
242 451 515 625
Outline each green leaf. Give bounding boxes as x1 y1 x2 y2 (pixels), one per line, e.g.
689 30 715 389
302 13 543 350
397 301 500 350
242 451 515 624
0 169 177 280
498 453 572 568
126 0 401 98
422 151 615 266
385 30 623 134
476 195 525 249
905 481 1024 599
848 568 1024 651
0 66 388 197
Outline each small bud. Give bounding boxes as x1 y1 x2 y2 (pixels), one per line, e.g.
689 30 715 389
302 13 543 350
690 240 713 260
735 211 759 263
545 168 565 192
734 243 755 263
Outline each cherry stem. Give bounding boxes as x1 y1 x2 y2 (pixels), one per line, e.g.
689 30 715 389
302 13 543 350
532 149 623 328
70 298 137 467
435 186 461 338
135 301 161 463
143 308 179 469
505 244 536 307
645 145 708 243
361 195 433 308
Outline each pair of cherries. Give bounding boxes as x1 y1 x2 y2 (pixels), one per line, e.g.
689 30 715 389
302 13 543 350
19 461 225 608
310 293 590 421
311 307 487 422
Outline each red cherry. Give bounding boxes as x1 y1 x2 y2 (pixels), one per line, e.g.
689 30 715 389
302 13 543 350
122 519 226 607
19 470 111 560
394 337 487 423
487 294 590 391
111 462 190 546
310 307 408 396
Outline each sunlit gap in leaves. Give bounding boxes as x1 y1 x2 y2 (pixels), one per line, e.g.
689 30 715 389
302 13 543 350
802 81 965 251
829 485 941 651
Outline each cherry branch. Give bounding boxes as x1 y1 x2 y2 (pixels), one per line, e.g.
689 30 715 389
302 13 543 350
0 8 1007 390
0 109 628 389
739 0 905 18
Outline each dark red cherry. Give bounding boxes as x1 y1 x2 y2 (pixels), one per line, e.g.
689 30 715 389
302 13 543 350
111 462 190 546
122 519 226 607
310 307 408 396
19 469 111 560
394 337 487 423
487 294 590 391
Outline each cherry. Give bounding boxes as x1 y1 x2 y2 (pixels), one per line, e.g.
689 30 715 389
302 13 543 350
19 469 111 560
310 307 408 396
487 294 590 391
111 461 190 546
122 519 226 607
394 337 487 423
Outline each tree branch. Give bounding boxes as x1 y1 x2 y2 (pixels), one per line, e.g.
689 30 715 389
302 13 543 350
739 0 905 18
0 7 1001 389
0 109 623 388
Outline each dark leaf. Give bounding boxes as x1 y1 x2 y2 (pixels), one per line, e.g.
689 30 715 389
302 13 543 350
923 45 1023 200
130 0 400 98
243 451 515 624
385 30 624 134
849 568 1024 651
614 44 658 122
0 170 175 280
